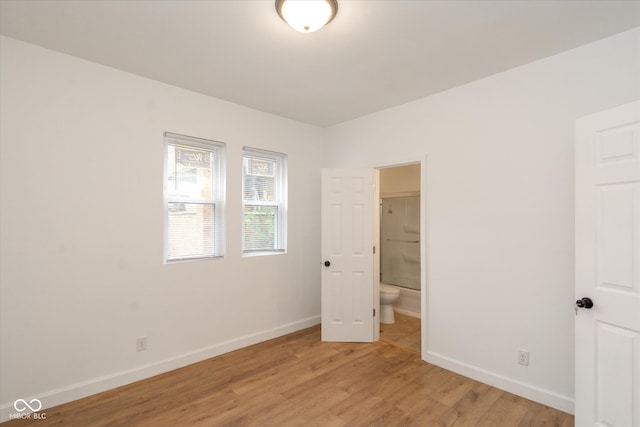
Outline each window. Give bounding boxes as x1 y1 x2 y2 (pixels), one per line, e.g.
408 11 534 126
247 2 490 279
242 147 287 254
164 133 225 262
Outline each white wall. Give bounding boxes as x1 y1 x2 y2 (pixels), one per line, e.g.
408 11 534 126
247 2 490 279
324 28 640 412
0 36 323 419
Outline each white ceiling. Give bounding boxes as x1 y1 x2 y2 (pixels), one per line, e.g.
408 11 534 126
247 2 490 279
1 0 639 127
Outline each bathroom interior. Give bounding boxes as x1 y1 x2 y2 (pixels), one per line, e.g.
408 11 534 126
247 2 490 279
378 163 421 353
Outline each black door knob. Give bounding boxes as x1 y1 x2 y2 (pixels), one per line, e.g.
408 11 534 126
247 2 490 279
575 297 594 309
324 260 331 267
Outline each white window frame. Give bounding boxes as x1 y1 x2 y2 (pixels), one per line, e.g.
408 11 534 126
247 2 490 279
242 147 287 255
164 132 226 262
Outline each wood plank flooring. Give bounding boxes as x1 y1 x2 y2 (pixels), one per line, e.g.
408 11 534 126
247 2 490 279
2 325 573 426
380 312 421 353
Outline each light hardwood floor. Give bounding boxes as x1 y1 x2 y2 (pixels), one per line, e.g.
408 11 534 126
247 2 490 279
2 325 573 426
380 312 421 353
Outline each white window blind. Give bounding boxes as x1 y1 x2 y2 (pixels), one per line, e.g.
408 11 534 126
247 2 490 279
242 147 287 254
164 133 225 262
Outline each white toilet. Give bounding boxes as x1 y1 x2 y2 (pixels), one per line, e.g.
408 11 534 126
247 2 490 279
380 284 401 324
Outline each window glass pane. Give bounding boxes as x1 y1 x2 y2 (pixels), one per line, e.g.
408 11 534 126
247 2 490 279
167 202 216 259
243 156 276 202
244 205 277 251
242 147 286 255
165 133 225 262
167 144 213 199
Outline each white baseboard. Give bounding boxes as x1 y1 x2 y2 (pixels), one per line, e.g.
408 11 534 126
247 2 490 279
424 350 574 415
1 316 320 422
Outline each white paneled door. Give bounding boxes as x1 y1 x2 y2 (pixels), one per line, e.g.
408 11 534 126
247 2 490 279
575 101 640 426
321 169 375 342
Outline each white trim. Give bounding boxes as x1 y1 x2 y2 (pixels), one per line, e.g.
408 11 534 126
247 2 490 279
0 316 320 422
163 132 226 262
371 156 423 169
425 350 574 415
241 147 288 255
420 156 429 363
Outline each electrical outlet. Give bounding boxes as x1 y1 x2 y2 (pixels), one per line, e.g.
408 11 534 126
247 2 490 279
136 336 147 352
517 349 529 366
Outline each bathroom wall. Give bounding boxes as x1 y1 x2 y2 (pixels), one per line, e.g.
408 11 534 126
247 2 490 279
324 29 640 412
0 36 324 419
379 163 420 196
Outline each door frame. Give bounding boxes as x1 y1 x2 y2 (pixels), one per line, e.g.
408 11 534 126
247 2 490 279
373 155 428 360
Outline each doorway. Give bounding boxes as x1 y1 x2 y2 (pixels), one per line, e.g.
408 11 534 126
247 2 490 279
377 163 422 353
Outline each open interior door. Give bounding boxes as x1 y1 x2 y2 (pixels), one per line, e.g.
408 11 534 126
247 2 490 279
321 168 376 342
575 100 640 426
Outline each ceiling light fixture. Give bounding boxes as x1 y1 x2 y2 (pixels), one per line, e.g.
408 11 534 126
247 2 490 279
275 0 338 33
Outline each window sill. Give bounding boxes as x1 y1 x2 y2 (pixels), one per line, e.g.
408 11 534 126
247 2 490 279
164 255 224 264
242 250 286 258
